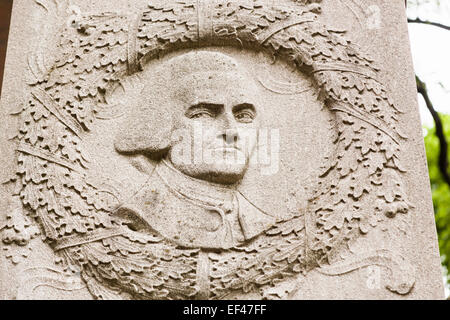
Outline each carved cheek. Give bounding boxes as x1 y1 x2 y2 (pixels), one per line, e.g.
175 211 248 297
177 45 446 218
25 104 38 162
194 124 218 149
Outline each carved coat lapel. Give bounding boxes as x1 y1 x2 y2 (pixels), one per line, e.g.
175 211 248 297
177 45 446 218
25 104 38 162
115 160 277 249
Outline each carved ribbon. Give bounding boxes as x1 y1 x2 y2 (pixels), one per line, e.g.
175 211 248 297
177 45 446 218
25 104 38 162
317 249 415 295
258 13 316 44
53 227 125 251
197 0 214 44
17 142 78 171
313 61 379 82
196 251 211 299
31 88 83 138
331 102 401 145
127 12 142 75
17 267 87 299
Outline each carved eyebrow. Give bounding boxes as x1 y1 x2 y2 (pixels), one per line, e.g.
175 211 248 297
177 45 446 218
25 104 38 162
184 103 223 119
186 103 223 113
233 103 256 114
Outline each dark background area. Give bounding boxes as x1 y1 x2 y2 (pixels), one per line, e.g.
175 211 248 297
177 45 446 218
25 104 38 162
0 0 13 94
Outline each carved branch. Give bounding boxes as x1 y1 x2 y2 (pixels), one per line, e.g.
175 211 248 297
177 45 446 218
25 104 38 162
416 75 450 186
8 1 413 299
407 18 450 31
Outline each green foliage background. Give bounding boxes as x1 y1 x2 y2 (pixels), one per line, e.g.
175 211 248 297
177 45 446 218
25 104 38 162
425 117 450 284
406 0 450 289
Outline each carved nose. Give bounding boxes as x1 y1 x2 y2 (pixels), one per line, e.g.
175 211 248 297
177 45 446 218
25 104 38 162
218 129 240 145
218 114 239 143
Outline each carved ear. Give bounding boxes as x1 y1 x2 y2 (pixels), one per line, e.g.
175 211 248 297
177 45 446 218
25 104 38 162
114 99 173 157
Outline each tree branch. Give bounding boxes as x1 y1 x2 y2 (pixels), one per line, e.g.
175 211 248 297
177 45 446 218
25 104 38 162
416 75 450 186
408 18 450 31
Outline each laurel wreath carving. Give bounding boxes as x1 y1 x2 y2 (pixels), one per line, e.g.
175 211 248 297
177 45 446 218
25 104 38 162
2 0 413 299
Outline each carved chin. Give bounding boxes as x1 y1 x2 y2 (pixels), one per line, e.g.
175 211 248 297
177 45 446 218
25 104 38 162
169 149 250 184
187 163 248 185
200 166 247 185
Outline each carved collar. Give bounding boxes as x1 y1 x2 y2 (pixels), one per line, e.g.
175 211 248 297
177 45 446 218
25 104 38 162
153 159 277 246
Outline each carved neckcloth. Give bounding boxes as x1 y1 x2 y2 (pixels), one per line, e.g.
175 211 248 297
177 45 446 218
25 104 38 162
115 160 277 249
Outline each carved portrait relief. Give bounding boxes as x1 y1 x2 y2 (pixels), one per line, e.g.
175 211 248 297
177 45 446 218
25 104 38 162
1 0 418 300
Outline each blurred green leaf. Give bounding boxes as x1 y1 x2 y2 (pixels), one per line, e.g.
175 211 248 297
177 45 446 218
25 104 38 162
424 114 450 284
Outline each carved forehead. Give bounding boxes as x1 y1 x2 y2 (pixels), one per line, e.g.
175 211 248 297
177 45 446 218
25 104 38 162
178 72 259 106
159 51 259 106
165 51 241 76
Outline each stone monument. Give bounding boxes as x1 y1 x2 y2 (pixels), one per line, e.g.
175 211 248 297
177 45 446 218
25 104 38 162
0 0 445 299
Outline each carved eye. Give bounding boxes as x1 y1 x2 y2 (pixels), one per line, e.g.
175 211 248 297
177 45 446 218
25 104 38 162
235 111 254 123
234 104 256 124
189 110 216 119
186 104 220 120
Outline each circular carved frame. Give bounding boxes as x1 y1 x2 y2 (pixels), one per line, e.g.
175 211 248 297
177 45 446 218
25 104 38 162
5 0 414 299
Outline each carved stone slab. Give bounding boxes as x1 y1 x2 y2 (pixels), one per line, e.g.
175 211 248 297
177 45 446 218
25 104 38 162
0 0 444 299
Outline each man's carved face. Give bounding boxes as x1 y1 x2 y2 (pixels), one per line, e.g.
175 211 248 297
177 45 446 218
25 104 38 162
168 68 260 185
115 51 261 185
